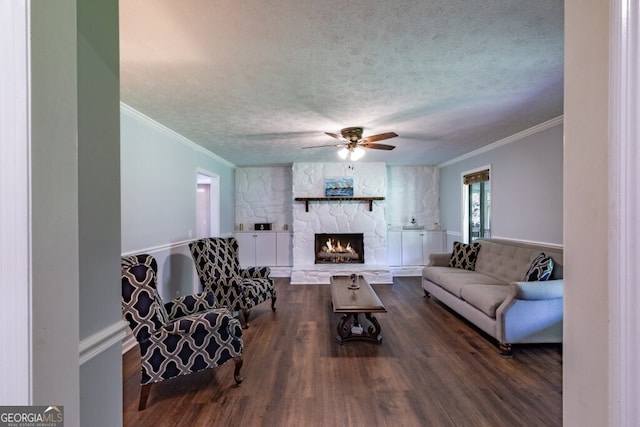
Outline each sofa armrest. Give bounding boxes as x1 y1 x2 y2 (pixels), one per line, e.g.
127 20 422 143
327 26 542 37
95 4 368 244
511 279 564 300
427 252 451 267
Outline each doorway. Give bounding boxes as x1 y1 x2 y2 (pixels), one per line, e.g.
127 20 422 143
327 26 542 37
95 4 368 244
196 171 220 238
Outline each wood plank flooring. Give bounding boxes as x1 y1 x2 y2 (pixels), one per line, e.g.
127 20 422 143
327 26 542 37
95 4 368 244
123 277 562 426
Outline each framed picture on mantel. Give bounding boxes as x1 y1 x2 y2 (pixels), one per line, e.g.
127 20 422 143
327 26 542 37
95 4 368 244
325 177 354 197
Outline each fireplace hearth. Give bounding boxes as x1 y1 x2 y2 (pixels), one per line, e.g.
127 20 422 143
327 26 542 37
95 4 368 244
315 233 364 264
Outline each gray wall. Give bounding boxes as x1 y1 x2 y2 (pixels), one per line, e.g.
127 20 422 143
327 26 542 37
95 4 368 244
20 0 123 425
439 123 563 247
120 106 237 299
77 0 122 425
30 0 81 423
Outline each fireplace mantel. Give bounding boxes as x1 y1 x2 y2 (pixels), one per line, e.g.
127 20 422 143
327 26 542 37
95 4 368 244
295 196 385 212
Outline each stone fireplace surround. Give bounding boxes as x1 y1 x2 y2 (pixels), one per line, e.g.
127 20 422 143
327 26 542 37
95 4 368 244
291 162 392 284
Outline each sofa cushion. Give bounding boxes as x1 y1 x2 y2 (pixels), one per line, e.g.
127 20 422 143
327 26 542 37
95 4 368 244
523 253 555 281
448 241 481 270
460 284 511 318
424 267 505 297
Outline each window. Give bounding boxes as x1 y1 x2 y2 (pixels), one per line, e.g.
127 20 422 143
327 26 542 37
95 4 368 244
462 168 490 243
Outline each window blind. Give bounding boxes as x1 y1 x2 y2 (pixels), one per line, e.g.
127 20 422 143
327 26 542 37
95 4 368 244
463 169 490 185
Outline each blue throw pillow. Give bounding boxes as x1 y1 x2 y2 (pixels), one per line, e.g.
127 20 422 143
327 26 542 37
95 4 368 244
524 253 555 281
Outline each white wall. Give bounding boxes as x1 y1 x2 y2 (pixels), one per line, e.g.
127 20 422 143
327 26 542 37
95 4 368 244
235 167 293 231
1 0 34 405
386 166 440 230
439 122 563 247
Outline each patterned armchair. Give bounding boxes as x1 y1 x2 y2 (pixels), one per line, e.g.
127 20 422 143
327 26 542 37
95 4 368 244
189 237 276 328
121 254 243 410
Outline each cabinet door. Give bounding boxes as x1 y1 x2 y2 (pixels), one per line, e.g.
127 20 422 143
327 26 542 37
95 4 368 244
234 233 256 268
387 231 402 266
254 232 277 266
276 232 293 266
423 231 446 265
401 231 424 265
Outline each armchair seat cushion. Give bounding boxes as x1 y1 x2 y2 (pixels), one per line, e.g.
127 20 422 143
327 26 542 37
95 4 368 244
242 278 273 306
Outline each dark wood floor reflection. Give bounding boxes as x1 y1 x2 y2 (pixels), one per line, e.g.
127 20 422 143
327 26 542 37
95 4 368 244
123 277 562 427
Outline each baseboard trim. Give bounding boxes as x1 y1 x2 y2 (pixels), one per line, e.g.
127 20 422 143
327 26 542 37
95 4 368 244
80 320 129 365
122 330 137 354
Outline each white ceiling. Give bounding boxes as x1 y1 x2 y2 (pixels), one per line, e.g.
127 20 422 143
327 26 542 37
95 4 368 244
119 0 563 167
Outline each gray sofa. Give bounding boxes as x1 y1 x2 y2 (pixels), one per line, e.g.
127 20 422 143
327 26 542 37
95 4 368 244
422 238 563 354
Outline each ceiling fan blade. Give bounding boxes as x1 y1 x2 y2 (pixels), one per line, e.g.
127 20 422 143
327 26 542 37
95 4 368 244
360 143 396 150
325 132 344 140
362 132 398 143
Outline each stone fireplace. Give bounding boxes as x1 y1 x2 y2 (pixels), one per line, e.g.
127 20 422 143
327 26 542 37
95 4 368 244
315 233 364 264
290 162 392 284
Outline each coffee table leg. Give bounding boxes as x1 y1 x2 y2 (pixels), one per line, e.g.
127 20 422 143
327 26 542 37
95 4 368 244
365 312 382 343
336 313 356 344
335 312 383 344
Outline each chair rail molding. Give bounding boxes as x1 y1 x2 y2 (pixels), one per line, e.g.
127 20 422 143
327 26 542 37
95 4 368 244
79 320 129 365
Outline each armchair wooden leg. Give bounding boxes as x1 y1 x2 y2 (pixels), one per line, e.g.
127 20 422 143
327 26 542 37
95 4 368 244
138 383 152 411
271 295 277 312
233 357 243 385
241 309 251 329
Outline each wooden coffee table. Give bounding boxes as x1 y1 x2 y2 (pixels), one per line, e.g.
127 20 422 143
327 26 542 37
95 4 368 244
330 275 387 344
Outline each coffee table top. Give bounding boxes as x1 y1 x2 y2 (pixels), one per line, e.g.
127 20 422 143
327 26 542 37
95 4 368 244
330 275 387 313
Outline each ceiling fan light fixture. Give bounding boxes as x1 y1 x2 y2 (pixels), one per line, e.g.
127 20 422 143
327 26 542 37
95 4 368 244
350 147 365 161
337 147 349 160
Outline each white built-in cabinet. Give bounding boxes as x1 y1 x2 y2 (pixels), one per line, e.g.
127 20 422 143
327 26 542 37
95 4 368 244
235 231 292 268
387 230 446 266
276 232 293 266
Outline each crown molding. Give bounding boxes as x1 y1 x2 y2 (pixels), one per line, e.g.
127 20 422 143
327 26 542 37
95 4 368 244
120 102 236 169
438 116 564 168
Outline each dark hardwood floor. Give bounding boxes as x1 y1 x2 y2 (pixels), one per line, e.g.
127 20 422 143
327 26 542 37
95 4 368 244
123 277 562 426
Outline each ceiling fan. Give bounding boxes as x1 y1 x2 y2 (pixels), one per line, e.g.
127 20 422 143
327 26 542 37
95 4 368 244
303 127 398 160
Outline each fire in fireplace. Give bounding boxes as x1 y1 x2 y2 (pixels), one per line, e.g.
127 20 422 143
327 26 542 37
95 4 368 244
315 233 364 264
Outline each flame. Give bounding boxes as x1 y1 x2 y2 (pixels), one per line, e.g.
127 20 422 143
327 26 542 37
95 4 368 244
325 239 355 254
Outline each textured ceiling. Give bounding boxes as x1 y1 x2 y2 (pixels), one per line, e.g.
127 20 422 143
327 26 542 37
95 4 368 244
120 0 563 166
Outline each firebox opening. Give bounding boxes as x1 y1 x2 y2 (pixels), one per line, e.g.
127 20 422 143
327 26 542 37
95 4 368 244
315 233 364 264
